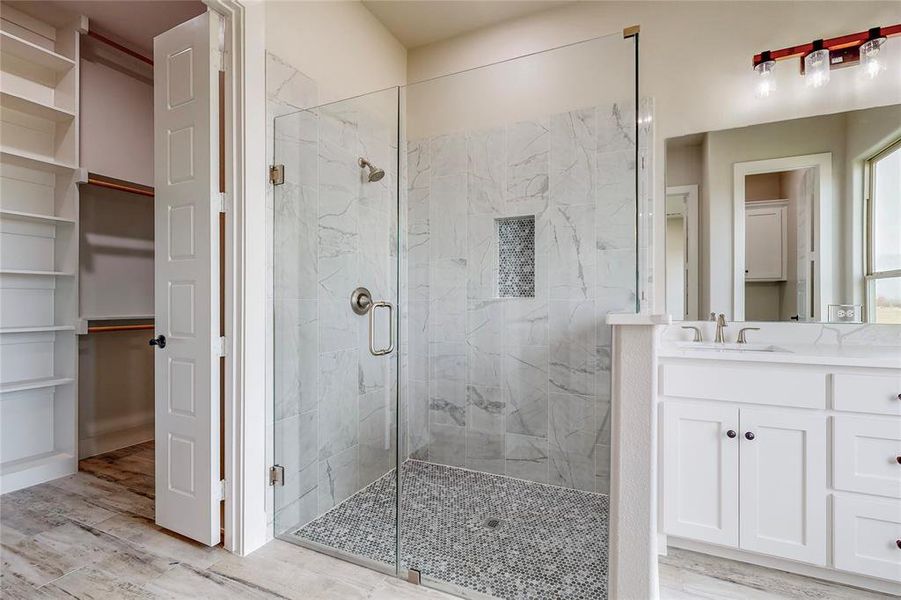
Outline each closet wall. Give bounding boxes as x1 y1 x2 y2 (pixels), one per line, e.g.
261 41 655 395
77 32 155 458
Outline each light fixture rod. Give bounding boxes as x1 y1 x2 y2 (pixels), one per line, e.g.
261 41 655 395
752 22 901 67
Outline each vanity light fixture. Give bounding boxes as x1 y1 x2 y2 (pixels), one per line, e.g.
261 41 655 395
751 23 901 95
754 50 776 97
861 27 888 79
804 40 830 88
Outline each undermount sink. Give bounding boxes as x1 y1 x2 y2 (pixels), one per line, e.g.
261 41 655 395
675 342 789 353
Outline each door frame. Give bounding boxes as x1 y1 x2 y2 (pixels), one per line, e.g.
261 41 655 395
198 0 267 556
665 185 699 320
732 153 832 321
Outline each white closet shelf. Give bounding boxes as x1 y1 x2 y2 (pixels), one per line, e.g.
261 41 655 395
82 314 155 320
0 325 75 334
0 91 76 122
0 209 75 225
1 148 77 173
1 451 74 475
0 31 75 74
0 269 74 276
0 376 75 394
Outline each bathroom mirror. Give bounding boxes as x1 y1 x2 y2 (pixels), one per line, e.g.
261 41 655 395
664 103 901 324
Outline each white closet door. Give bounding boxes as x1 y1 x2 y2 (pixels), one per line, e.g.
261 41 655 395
152 10 221 546
739 408 826 565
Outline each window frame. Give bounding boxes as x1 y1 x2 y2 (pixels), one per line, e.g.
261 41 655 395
864 136 901 323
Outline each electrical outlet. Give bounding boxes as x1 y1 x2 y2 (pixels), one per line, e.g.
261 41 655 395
827 304 862 323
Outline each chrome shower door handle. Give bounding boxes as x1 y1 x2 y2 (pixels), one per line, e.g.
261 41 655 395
368 300 395 356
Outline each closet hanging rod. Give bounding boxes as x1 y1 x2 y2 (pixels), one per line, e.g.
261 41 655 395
87 30 153 66
87 324 155 334
86 174 155 198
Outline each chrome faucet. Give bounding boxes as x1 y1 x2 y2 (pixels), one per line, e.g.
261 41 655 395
737 327 761 344
715 313 728 343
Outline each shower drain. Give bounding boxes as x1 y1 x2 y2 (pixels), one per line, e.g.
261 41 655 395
483 517 504 529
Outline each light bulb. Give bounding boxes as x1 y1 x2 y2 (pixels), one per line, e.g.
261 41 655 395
804 46 831 88
754 59 776 97
860 36 886 79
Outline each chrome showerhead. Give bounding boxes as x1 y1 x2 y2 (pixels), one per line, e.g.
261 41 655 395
358 157 385 182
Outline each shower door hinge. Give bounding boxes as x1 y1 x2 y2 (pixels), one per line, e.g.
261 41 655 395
270 164 284 186
218 192 228 214
217 479 227 501
269 465 285 486
217 336 228 358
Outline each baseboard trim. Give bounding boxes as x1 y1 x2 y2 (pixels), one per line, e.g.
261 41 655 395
79 424 154 459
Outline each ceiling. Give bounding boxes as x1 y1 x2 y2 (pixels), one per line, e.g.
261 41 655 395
7 0 206 55
362 0 575 49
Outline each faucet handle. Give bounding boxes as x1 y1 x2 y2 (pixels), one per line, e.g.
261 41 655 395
681 326 702 342
716 313 727 326
737 327 761 344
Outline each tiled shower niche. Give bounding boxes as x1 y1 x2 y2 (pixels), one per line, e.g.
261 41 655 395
497 216 535 298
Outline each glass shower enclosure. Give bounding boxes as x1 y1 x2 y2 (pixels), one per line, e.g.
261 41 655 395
273 30 638 600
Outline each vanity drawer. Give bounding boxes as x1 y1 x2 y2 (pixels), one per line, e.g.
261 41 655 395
834 494 901 583
661 364 826 409
833 373 901 416
834 416 901 499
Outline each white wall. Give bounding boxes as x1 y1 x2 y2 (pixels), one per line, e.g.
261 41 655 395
406 0 901 315
80 52 153 187
265 0 406 106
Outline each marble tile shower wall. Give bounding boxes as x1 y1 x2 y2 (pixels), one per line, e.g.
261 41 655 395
272 79 399 533
406 104 637 493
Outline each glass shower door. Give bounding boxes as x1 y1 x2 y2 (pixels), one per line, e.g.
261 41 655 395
272 87 400 573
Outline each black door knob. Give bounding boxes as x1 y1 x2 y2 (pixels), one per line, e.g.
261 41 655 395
726 430 737 439
149 335 166 349
896 456 901 465
745 431 755 441
896 539 901 550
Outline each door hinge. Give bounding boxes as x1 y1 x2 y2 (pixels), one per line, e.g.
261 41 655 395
218 192 227 214
217 336 227 358
217 479 227 501
270 164 284 186
269 465 285 486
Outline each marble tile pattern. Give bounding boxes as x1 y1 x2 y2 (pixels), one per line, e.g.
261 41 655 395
406 103 637 492
271 66 400 534
293 460 610 600
0 444 454 600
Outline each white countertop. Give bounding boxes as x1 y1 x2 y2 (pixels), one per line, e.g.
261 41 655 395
658 342 901 369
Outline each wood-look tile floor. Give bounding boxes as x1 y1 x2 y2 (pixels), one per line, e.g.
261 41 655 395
0 442 891 599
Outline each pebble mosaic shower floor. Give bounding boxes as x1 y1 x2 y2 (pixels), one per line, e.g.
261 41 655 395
292 460 609 600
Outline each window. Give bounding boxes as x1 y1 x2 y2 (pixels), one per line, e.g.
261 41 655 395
866 139 901 323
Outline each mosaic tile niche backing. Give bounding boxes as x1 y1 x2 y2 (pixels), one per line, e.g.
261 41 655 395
497 216 536 298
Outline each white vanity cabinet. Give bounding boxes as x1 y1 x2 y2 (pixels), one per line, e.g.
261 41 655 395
662 402 826 565
659 355 901 593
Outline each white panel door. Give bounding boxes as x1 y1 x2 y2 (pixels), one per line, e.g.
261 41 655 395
745 206 786 281
739 408 826 565
153 10 221 546
663 402 740 547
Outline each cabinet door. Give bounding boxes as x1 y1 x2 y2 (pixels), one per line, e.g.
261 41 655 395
745 206 786 280
739 408 826 565
663 402 739 547
834 494 901 582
